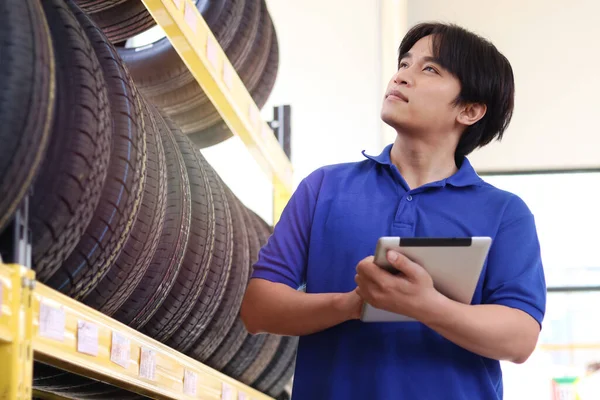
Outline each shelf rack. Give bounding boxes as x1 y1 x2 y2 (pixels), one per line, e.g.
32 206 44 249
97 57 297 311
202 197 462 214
1 0 294 398
142 0 294 224
0 262 274 400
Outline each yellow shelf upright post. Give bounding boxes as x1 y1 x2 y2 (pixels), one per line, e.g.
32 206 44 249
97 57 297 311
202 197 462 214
0 263 35 400
273 176 291 225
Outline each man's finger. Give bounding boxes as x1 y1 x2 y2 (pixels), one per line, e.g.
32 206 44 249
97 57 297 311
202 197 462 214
356 256 381 280
386 250 421 280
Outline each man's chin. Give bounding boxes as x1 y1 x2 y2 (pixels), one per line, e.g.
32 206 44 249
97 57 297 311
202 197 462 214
380 111 404 130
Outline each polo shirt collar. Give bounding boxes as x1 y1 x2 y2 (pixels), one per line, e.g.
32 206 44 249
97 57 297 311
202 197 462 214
362 144 482 188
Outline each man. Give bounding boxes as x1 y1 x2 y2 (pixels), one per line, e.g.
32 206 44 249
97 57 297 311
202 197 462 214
241 22 546 400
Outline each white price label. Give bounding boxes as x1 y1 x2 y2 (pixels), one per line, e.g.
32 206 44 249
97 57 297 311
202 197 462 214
206 35 219 71
248 106 259 129
261 124 272 141
222 382 234 400
183 369 197 395
223 63 234 90
77 320 98 356
173 0 184 10
184 2 198 33
139 347 156 380
39 301 65 341
110 332 130 368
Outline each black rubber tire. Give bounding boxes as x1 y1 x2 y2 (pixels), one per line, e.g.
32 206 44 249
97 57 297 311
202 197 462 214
82 102 167 316
267 357 296 398
0 0 55 233
34 362 146 399
165 160 233 353
140 113 215 342
66 1 167 316
237 333 282 385
31 0 112 280
188 185 250 362
74 0 128 14
237 1 274 94
118 0 245 96
89 0 155 44
42 0 147 301
254 336 299 392
34 363 89 390
204 205 261 370
222 332 268 378
207 318 249 371
112 105 192 329
252 21 280 109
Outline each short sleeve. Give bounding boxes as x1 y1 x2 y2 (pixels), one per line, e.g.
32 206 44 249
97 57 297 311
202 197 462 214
482 197 547 327
250 176 319 289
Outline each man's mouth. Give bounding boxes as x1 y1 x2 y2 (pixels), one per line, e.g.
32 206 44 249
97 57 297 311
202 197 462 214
386 89 408 102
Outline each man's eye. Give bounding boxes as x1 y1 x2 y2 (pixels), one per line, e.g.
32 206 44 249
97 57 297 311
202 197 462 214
399 62 409 69
424 66 438 73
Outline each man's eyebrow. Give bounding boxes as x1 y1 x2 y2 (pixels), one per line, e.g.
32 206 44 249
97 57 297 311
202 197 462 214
399 52 412 61
398 52 442 65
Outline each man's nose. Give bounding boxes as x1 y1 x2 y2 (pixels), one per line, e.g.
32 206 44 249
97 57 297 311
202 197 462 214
393 68 413 87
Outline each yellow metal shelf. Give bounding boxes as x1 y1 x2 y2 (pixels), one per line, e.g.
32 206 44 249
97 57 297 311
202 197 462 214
141 0 293 224
0 263 274 399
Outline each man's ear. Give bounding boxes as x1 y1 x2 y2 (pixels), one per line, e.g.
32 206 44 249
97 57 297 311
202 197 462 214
457 103 487 127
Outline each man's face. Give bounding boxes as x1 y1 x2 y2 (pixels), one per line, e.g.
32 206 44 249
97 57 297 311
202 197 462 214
381 35 463 135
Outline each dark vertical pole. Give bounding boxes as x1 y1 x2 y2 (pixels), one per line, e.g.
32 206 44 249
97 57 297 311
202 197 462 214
272 105 292 161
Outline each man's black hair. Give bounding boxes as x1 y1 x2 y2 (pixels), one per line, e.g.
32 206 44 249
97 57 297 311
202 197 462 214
398 22 515 158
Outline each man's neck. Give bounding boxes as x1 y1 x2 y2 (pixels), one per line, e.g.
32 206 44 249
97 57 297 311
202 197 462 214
390 134 459 189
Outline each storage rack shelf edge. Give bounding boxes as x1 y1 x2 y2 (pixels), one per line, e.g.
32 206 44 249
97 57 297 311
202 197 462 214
0 262 274 400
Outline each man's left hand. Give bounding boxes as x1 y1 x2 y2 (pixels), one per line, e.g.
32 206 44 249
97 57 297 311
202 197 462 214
354 251 442 320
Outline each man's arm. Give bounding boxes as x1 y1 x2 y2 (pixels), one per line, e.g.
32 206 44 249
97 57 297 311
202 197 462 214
240 279 362 336
355 250 542 364
422 294 540 363
240 171 365 336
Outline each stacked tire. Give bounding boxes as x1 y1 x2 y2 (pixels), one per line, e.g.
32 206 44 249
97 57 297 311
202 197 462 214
76 0 279 149
0 0 294 399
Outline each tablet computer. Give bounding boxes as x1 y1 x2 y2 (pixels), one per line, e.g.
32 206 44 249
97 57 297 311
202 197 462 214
360 236 492 323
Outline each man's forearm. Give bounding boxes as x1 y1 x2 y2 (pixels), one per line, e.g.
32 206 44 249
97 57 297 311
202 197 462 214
240 279 359 336
421 294 540 363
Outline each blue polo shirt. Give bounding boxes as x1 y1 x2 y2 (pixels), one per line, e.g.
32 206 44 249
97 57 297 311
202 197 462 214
251 144 546 400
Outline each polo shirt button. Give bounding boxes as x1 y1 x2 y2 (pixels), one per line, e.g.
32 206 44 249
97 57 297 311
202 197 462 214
407 195 413 201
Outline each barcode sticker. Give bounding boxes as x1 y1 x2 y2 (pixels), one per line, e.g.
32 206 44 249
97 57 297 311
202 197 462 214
110 332 130 368
183 369 197 395
206 35 219 70
77 320 98 356
39 301 65 341
184 1 198 33
222 382 234 400
139 347 156 380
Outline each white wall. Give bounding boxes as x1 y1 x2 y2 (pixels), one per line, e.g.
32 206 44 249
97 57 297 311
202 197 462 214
408 0 600 172
261 0 383 180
